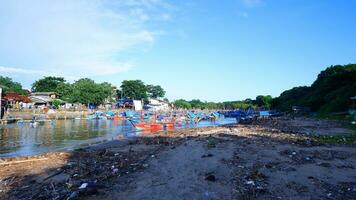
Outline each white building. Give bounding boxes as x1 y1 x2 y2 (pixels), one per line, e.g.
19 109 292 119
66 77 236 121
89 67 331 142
145 98 172 111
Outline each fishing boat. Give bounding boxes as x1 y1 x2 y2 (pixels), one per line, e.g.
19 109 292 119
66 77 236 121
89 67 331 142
87 111 113 120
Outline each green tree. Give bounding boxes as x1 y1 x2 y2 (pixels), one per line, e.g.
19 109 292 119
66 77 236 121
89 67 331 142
205 102 218 109
32 76 66 92
174 99 192 109
272 64 356 113
271 86 310 111
146 85 166 98
52 99 63 109
55 83 74 102
99 82 116 103
0 76 24 94
121 80 147 100
190 99 205 109
255 95 273 109
71 78 113 105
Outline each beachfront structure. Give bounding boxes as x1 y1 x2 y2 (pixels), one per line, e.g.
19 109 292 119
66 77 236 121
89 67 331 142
3 92 32 109
145 98 172 111
29 92 57 106
31 92 58 99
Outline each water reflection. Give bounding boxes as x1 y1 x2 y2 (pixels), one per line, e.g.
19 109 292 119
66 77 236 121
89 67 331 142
0 118 236 157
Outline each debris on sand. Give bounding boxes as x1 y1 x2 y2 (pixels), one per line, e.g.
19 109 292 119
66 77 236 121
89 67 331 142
0 121 355 200
205 172 216 182
0 137 177 200
201 154 214 158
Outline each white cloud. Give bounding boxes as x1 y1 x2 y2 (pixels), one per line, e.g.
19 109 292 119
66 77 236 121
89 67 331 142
0 0 172 78
0 66 46 75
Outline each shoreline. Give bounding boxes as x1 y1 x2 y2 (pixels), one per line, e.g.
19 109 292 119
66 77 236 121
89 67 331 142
0 117 354 161
0 119 355 199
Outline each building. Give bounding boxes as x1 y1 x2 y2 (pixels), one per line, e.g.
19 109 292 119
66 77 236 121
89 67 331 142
3 92 32 109
30 92 57 106
292 106 310 115
144 98 172 111
31 92 57 99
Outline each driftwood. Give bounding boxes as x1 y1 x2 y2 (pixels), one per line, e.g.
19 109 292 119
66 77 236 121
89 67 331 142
42 170 65 182
0 158 49 165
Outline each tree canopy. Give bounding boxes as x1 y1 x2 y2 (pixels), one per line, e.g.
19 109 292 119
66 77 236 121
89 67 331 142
255 95 273 109
3 64 353 114
68 79 114 104
146 85 166 98
55 83 74 102
32 76 66 92
173 99 192 109
0 76 25 94
36 77 115 105
121 80 148 100
272 64 356 113
173 98 259 110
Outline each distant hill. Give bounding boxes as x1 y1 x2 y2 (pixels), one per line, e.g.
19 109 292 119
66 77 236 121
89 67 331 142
272 64 356 114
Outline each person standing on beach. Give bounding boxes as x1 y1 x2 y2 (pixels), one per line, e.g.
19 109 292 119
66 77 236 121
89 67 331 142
1 93 8 119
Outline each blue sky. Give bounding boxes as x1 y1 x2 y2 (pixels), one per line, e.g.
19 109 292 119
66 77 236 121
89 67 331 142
0 0 355 102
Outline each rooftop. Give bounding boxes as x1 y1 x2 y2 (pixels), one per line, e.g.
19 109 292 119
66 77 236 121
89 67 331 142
4 92 32 103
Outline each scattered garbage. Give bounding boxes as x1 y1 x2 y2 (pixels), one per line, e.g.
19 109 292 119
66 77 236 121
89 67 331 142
1 140 165 200
67 191 78 200
79 183 88 189
246 181 255 185
78 182 100 195
1 120 354 200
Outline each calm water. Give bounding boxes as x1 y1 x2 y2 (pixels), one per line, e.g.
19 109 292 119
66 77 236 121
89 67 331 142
0 118 236 157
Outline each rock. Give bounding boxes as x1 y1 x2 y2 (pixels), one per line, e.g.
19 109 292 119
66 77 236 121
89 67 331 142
78 182 100 195
205 173 216 182
265 163 274 169
206 175 216 182
202 154 214 158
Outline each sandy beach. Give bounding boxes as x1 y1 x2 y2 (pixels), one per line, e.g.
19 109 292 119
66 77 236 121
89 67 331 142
0 118 355 200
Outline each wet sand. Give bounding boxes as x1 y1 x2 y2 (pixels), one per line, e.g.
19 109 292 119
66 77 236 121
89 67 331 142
0 119 355 199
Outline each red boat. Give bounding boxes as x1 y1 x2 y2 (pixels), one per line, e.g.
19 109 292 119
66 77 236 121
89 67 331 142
134 123 163 130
